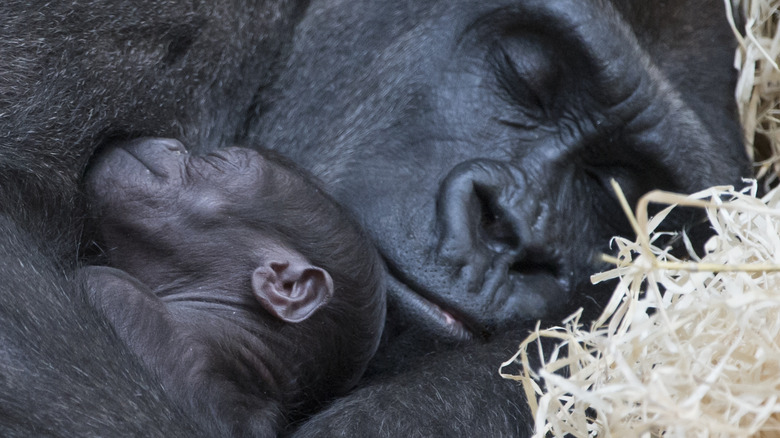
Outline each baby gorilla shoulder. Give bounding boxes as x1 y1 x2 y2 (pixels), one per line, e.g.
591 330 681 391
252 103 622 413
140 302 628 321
81 138 386 437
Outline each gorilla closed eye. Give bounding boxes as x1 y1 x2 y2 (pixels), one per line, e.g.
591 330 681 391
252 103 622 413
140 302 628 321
493 48 544 120
581 165 642 233
492 35 561 120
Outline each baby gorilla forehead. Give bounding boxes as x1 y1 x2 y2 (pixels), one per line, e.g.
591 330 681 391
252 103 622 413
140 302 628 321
86 138 269 220
85 138 289 248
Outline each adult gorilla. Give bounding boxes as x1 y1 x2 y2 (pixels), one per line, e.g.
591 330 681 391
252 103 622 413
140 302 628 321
249 0 751 435
0 0 751 437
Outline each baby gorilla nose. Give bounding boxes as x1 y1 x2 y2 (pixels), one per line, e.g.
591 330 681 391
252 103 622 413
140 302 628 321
158 138 187 154
119 137 187 154
84 137 197 220
117 137 188 155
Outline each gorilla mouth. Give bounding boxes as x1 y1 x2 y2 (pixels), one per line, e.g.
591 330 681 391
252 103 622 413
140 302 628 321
118 147 162 175
383 247 579 343
385 267 474 342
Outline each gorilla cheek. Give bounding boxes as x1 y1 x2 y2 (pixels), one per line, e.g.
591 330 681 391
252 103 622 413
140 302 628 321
342 155 587 337
338 171 442 280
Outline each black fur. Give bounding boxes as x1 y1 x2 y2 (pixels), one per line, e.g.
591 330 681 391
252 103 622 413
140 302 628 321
82 140 385 437
0 212 214 437
253 0 751 435
0 1 308 435
0 0 753 436
0 0 305 254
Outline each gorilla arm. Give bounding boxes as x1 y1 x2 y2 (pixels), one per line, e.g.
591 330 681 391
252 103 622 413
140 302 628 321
78 265 287 438
289 333 535 437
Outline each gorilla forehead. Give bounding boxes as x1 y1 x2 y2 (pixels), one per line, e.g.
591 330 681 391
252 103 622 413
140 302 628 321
254 0 749 342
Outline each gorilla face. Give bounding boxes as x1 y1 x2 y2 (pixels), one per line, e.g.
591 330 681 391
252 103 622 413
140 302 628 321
85 139 271 282
254 0 750 346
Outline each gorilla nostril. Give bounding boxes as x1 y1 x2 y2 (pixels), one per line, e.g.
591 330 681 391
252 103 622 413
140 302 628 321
509 253 559 277
437 160 523 266
473 184 519 254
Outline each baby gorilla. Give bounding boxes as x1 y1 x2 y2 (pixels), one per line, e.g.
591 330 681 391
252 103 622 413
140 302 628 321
80 138 385 437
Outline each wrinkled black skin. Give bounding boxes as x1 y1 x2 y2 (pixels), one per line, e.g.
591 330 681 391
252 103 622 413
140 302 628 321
250 0 751 435
0 0 753 436
82 139 385 437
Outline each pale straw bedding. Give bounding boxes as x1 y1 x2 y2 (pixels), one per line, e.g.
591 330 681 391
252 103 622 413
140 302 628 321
501 1 780 436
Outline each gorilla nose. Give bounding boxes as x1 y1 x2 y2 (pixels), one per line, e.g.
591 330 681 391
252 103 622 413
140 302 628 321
436 160 526 268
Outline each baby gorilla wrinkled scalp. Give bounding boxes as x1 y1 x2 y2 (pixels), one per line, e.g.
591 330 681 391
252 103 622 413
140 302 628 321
81 138 386 437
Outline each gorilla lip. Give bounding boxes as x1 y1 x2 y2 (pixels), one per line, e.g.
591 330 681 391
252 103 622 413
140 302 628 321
118 146 174 178
386 273 473 341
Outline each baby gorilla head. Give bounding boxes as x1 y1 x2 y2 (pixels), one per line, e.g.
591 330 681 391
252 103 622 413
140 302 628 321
82 138 385 435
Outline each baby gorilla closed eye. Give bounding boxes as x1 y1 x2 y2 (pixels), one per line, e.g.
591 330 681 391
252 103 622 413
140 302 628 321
80 138 386 437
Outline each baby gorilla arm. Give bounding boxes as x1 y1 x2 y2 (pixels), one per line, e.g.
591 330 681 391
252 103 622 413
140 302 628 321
79 258 336 437
79 266 285 437
80 266 178 354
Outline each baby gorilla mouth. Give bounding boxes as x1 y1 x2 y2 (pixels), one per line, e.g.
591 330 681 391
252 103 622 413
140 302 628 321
86 137 189 187
118 138 188 178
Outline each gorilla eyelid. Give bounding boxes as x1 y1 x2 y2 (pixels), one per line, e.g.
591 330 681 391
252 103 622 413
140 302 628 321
582 166 612 190
492 44 548 121
502 49 540 101
497 118 538 130
205 151 245 172
582 164 641 207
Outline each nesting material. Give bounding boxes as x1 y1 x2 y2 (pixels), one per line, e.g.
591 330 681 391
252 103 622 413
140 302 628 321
502 183 780 437
500 1 780 436
729 0 780 181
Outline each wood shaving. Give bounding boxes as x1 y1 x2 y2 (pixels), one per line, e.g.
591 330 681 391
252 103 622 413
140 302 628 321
502 183 780 437
729 0 780 181
501 1 780 435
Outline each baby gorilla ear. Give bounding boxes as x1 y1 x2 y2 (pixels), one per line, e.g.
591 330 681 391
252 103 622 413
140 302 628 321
252 259 334 323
